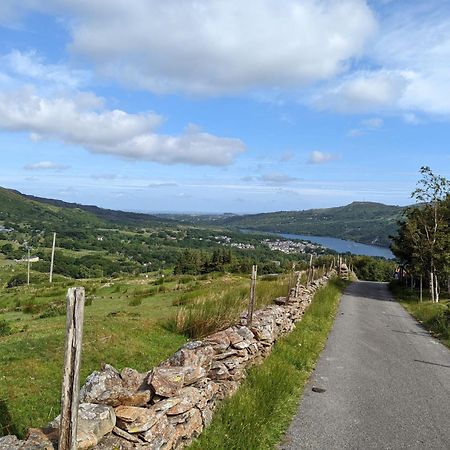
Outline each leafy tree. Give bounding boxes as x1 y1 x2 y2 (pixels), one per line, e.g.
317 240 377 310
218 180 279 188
392 167 450 301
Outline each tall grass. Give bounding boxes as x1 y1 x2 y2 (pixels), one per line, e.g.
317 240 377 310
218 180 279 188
189 278 346 450
166 276 291 339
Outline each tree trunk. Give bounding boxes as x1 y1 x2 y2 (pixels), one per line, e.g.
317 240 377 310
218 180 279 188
435 275 439 303
430 271 435 302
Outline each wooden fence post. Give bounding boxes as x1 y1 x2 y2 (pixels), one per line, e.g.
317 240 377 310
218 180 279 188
247 266 257 327
59 287 85 450
308 254 313 284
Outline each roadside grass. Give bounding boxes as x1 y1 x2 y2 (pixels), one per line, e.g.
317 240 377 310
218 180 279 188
390 280 450 348
165 275 291 339
189 278 346 450
0 270 247 438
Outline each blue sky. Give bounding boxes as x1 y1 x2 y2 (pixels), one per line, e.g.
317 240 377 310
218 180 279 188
0 0 449 213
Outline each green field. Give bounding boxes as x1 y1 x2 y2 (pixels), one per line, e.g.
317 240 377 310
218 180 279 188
0 260 293 438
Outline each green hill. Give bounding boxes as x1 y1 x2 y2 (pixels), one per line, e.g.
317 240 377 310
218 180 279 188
192 202 405 247
0 187 169 232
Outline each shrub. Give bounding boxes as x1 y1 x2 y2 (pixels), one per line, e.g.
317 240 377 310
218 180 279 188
38 303 66 319
0 319 12 336
129 297 143 307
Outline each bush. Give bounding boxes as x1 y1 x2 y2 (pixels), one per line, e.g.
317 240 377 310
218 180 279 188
129 297 143 307
0 319 12 336
38 303 66 319
6 273 28 288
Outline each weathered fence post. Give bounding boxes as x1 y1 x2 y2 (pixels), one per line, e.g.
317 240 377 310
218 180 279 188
308 254 313 284
247 266 257 327
59 287 85 450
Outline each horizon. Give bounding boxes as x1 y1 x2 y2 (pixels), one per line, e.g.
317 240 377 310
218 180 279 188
1 1 450 212
7 185 408 216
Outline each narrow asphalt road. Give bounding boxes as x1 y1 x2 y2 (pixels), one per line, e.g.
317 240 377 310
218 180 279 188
280 281 450 450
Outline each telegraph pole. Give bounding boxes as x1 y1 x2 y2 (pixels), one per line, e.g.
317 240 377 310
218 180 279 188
50 232 56 283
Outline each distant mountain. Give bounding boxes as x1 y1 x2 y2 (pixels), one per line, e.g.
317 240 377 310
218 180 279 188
169 202 406 248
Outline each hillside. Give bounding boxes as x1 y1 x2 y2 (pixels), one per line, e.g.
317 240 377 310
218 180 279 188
0 187 169 232
179 202 405 247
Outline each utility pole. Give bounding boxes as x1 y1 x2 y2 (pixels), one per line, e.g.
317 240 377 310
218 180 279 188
50 232 56 283
27 247 31 286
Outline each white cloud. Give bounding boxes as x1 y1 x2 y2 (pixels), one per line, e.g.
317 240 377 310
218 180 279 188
314 70 409 113
1 50 90 89
24 161 69 171
3 0 376 95
0 88 245 166
308 151 340 164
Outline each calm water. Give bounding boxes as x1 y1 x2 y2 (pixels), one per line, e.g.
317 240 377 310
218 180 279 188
277 232 394 259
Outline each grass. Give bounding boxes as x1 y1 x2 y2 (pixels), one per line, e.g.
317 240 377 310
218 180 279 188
189 278 346 450
390 280 450 348
165 275 291 338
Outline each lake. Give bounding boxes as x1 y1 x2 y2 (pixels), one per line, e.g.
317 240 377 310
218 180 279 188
277 232 395 259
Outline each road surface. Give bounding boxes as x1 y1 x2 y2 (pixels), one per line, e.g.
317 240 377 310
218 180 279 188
280 281 450 450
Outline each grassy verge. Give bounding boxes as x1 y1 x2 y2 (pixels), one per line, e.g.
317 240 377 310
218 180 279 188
189 278 346 450
390 280 450 348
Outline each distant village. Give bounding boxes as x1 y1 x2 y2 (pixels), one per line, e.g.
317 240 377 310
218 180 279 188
214 235 325 254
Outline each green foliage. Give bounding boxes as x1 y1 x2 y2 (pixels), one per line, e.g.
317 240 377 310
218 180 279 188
189 278 345 450
348 255 396 281
391 167 450 300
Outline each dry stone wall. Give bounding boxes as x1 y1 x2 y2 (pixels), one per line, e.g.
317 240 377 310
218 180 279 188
0 272 335 450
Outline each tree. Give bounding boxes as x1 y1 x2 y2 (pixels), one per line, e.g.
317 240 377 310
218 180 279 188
392 167 450 302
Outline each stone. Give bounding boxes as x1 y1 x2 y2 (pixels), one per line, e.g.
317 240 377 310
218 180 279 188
204 330 230 350
93 434 137 450
224 327 243 346
140 414 176 448
113 426 141 443
212 349 238 360
81 364 152 407
116 399 181 434
235 326 254 341
200 405 214 428
166 387 202 415
21 428 57 450
50 403 116 450
149 367 185 397
0 435 22 450
232 340 251 350
164 341 215 370
208 362 230 381
171 408 203 446
182 365 206 386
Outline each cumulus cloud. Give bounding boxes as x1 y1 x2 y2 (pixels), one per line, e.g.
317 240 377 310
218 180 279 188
1 0 376 95
24 161 69 171
308 151 340 165
0 88 245 166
